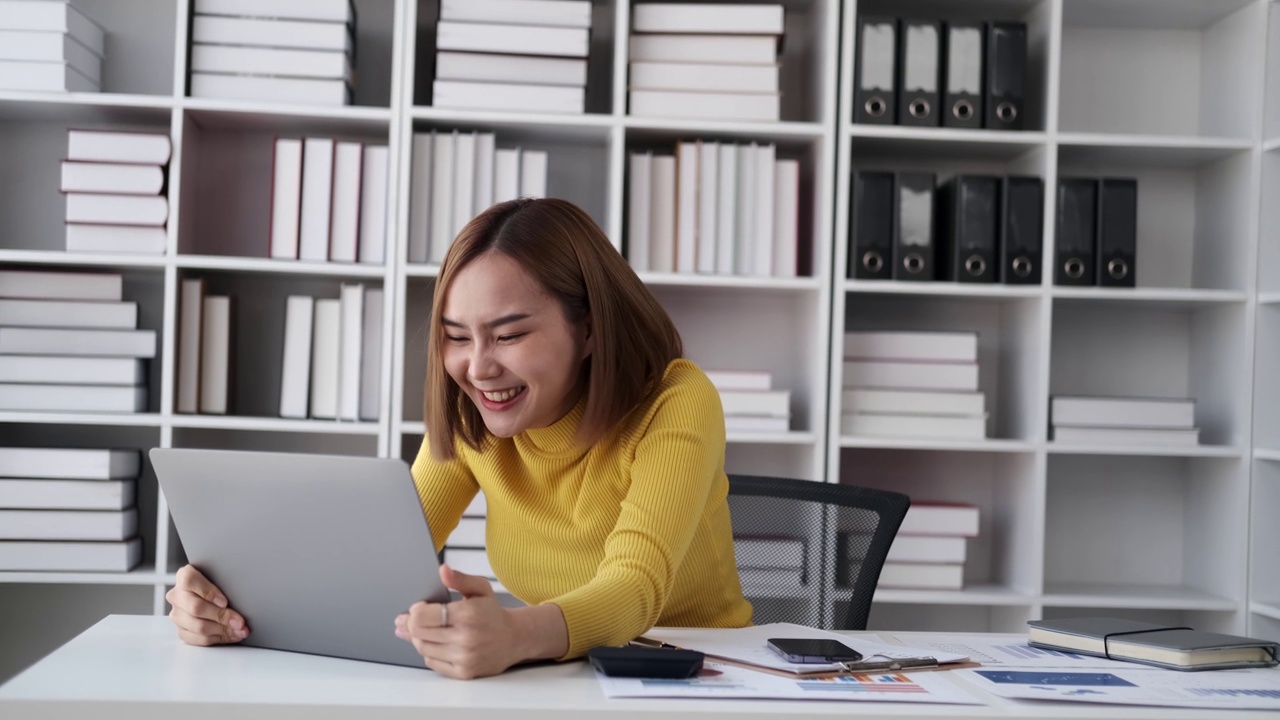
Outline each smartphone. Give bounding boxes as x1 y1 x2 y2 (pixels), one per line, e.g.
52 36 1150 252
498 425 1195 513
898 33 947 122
766 638 864 664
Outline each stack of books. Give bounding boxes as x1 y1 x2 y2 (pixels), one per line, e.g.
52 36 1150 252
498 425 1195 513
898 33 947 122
705 369 790 433
62 130 171 255
628 143 799 278
269 136 390 265
839 501 979 591
0 269 154 413
174 279 233 416
277 286 382 422
841 331 986 440
0 448 143 572
1050 396 1199 447
734 535 806 590
188 0 356 106
0 0 104 92
628 3 783 121
406 130 548 264
433 0 591 114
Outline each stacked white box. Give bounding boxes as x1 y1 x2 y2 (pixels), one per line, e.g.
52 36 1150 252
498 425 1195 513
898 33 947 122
0 0 105 92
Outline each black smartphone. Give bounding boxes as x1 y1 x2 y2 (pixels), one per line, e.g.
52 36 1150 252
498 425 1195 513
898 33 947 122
766 638 864 664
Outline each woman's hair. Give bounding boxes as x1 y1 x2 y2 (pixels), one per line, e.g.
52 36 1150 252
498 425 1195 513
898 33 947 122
424 198 683 460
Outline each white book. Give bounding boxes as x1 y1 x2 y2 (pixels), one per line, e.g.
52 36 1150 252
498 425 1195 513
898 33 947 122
328 141 363 263
176 278 204 414
0 58 96 91
844 331 979 363
888 535 968 564
452 133 477 237
628 34 778 65
0 478 135 510
715 146 737 275
675 142 698 273
899 503 980 537
473 133 495 215
359 288 383 421
1052 426 1201 447
842 389 986 417
278 295 314 419
704 369 771 391
433 79 585 115
337 283 363 421
436 51 587 87
648 155 676 273
773 158 799 278
448 516 487 547
696 141 718 274
629 61 779 93
0 384 145 413
1050 396 1196 429
299 137 335 262
65 193 168 226
0 270 121 301
436 20 589 58
429 131 455 263
843 360 979 391
463 492 486 517
190 15 352 53
719 390 789 418
440 0 592 28
0 538 142 572
67 130 171 165
752 144 776 276
632 3 784 34
199 296 231 414
735 143 756 275
310 298 341 419
877 562 964 590
65 224 167 255
738 567 803 589
520 150 548 199
407 132 433 263
190 44 352 81
442 547 494 578
0 327 155 358
841 412 985 440
0 448 140 480
269 137 304 259
493 148 520 204
193 0 353 22
189 73 350 106
0 30 100 76
0 356 144 386
627 152 652 272
724 415 790 433
358 145 389 265
0 507 137 541
60 161 164 195
0 1 105 55
0 298 136 329
734 537 804 568
630 89 779 122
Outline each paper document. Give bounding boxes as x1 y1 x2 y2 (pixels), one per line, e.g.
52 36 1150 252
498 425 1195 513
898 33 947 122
892 633 1134 670
959 666 1280 710
598 660 982 704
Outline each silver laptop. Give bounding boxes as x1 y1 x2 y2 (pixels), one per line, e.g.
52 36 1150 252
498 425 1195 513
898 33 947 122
149 448 449 668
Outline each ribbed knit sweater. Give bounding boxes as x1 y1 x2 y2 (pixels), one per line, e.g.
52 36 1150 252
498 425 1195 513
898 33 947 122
410 358 753 658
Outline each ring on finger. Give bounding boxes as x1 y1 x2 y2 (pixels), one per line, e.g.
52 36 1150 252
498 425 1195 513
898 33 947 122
440 604 449 627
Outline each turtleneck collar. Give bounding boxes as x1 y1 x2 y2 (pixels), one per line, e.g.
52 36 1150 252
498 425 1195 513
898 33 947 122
515 391 588 457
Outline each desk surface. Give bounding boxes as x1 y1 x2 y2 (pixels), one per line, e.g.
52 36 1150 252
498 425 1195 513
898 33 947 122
1 616 1277 720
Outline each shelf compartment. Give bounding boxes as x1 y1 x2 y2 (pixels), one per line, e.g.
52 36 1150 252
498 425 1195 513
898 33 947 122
1260 154 1280 296
726 443 821 484
74 0 177 96
1250 462 1280 615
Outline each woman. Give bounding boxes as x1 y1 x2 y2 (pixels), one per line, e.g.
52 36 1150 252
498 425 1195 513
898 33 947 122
166 198 753 678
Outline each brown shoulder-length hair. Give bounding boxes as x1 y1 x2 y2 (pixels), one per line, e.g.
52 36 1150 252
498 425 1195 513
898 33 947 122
425 198 683 461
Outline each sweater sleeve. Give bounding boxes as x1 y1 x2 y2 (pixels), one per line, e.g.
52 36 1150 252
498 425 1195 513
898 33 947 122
410 435 479 554
546 370 725 658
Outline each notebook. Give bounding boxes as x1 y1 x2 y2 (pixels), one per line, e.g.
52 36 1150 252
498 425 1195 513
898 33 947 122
1027 617 1280 672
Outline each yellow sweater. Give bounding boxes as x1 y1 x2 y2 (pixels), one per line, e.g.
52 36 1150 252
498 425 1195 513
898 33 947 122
410 359 753 658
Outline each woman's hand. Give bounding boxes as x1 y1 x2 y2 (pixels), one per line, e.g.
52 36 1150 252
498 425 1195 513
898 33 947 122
166 564 249 646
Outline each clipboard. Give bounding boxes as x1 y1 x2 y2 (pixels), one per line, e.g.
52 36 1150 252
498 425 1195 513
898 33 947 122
630 636 981 678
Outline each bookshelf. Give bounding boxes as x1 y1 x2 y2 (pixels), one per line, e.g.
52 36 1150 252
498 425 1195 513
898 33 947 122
0 0 1276 680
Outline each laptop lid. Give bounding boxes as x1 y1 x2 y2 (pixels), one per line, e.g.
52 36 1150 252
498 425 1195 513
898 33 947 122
149 448 448 668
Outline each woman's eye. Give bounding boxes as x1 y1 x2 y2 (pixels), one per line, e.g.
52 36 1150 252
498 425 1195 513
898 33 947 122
445 335 469 344
497 333 525 342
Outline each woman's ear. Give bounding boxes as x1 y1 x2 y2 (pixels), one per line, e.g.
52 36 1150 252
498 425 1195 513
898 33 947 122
579 316 594 360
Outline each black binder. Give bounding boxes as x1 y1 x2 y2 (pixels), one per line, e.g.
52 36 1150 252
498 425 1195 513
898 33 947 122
1000 176 1043 284
850 170 895 279
937 175 998 283
897 20 941 127
1097 178 1137 287
893 172 935 281
1055 178 1097 286
984 22 1026 131
942 21 984 129
855 17 897 124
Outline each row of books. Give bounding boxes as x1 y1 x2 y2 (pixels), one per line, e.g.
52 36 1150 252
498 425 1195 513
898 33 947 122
279 286 383 421
61 130 172 255
628 3 784 122
838 502 980 591
407 130 548 265
0 448 143 572
841 331 986 440
189 0 357 106
431 0 591 115
175 280 231 415
627 143 799 279
0 270 154 414
1050 396 1199 447
705 369 791 434
0 0 104 93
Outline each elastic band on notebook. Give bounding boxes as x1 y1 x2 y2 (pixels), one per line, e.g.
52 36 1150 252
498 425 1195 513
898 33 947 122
1100 627 1191 660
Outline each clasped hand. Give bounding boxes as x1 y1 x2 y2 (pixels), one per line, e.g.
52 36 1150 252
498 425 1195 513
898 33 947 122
395 564 525 679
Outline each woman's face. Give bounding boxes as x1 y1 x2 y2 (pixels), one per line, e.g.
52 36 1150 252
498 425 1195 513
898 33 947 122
441 251 592 438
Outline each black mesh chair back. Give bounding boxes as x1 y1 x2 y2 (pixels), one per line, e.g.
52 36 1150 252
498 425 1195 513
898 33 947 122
726 474 910 630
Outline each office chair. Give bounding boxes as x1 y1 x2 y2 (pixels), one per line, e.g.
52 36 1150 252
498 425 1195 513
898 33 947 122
726 474 909 630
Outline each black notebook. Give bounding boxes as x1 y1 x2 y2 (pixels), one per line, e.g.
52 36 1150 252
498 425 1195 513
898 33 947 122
1028 617 1280 672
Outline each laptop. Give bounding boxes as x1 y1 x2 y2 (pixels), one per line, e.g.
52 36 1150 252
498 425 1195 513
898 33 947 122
149 448 450 668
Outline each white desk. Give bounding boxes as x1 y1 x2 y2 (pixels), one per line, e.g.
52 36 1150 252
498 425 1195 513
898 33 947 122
1 616 1277 720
